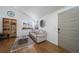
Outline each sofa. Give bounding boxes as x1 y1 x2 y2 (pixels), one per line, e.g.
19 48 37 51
29 29 47 43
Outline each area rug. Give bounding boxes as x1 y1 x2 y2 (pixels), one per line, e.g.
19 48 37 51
10 36 34 53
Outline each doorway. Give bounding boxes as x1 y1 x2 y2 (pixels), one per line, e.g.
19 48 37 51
58 7 79 52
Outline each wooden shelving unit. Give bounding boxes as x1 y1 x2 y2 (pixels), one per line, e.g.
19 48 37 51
3 18 17 38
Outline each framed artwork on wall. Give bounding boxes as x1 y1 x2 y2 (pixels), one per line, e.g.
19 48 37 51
22 22 32 29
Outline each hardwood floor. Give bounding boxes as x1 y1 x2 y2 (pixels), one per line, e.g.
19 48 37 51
15 41 69 53
0 38 15 53
0 38 69 53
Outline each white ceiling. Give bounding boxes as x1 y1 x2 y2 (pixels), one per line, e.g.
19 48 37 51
15 6 66 20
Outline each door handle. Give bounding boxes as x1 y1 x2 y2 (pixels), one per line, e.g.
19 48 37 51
58 28 60 32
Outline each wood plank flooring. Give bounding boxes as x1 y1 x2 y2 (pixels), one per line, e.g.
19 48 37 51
0 38 15 53
0 38 69 53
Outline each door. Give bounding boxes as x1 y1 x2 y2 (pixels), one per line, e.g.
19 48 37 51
58 7 79 52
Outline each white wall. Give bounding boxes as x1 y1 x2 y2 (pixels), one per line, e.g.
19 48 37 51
0 7 34 37
39 12 58 45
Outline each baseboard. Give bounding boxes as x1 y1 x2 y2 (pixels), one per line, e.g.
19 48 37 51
58 45 70 53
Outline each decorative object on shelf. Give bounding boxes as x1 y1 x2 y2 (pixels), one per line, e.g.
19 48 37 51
40 19 45 28
35 23 39 29
7 11 15 17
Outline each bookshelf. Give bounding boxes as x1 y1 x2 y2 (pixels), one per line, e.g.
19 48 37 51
3 18 17 38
